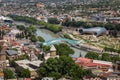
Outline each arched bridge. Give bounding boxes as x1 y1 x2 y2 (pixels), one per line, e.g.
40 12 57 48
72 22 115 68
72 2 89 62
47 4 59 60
43 38 82 46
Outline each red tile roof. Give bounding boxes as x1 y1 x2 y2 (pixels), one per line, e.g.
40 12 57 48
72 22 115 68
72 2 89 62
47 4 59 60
85 63 111 67
24 78 31 80
76 57 92 64
12 41 20 46
75 57 111 70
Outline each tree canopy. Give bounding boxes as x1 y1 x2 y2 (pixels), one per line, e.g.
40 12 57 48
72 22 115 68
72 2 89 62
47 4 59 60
104 47 120 53
9 15 62 33
64 34 72 39
37 36 45 42
85 52 99 60
42 43 74 56
48 18 60 24
30 35 38 42
21 68 31 78
37 56 89 80
43 45 50 53
54 43 74 56
16 25 25 31
101 53 111 61
15 66 30 78
62 19 120 32
85 51 120 63
4 68 15 79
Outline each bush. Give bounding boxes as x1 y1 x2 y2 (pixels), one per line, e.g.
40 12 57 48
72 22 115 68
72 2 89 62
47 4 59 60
48 18 60 24
4 68 15 79
85 52 99 60
37 36 45 42
64 34 72 39
30 35 38 42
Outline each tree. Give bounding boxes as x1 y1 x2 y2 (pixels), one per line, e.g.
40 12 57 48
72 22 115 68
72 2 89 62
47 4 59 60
16 25 25 31
21 68 30 78
45 24 62 33
9 15 37 24
54 43 74 56
101 53 111 61
85 52 99 60
43 45 50 53
48 72 61 80
37 58 61 79
83 69 96 77
38 54 44 60
62 19 86 27
15 66 24 77
19 54 29 60
37 56 89 79
30 35 38 42
111 56 120 63
104 47 118 53
48 18 60 24
15 66 30 78
9 15 62 33
37 36 45 42
58 56 75 75
64 34 72 39
9 60 15 67
29 25 37 33
68 63 84 79
4 68 15 79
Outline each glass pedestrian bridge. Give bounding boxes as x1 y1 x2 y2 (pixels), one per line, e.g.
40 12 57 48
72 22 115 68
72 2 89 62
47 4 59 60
43 38 81 46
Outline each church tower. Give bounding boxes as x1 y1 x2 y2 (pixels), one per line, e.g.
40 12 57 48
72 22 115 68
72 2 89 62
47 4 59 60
50 45 56 56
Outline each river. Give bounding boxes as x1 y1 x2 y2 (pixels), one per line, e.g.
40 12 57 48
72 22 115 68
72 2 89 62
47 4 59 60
36 29 59 41
14 21 87 58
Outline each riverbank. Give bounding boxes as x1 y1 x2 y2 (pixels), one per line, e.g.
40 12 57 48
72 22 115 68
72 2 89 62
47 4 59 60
9 15 63 33
13 21 87 57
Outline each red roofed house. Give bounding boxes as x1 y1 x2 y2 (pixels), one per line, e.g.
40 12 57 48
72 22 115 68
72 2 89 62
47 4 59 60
11 41 20 46
75 57 113 72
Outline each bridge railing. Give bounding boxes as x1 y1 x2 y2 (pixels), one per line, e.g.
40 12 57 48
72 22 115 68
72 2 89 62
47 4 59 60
42 38 81 46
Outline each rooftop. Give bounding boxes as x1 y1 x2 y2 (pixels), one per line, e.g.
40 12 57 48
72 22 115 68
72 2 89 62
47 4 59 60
79 27 107 36
93 60 113 66
6 50 18 56
50 45 56 51
75 57 113 69
15 60 43 71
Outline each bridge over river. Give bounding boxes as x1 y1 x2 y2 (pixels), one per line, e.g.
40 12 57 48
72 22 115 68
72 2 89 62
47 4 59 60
43 38 82 46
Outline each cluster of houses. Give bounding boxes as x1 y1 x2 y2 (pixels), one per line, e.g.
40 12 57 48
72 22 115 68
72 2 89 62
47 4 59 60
74 57 120 80
0 27 120 80
0 17 119 80
0 24 60 80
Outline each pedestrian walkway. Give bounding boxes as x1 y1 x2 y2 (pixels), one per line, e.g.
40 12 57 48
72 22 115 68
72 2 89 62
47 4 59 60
43 38 81 45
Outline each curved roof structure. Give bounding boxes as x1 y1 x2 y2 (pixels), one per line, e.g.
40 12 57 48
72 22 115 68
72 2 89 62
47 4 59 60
79 27 107 36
